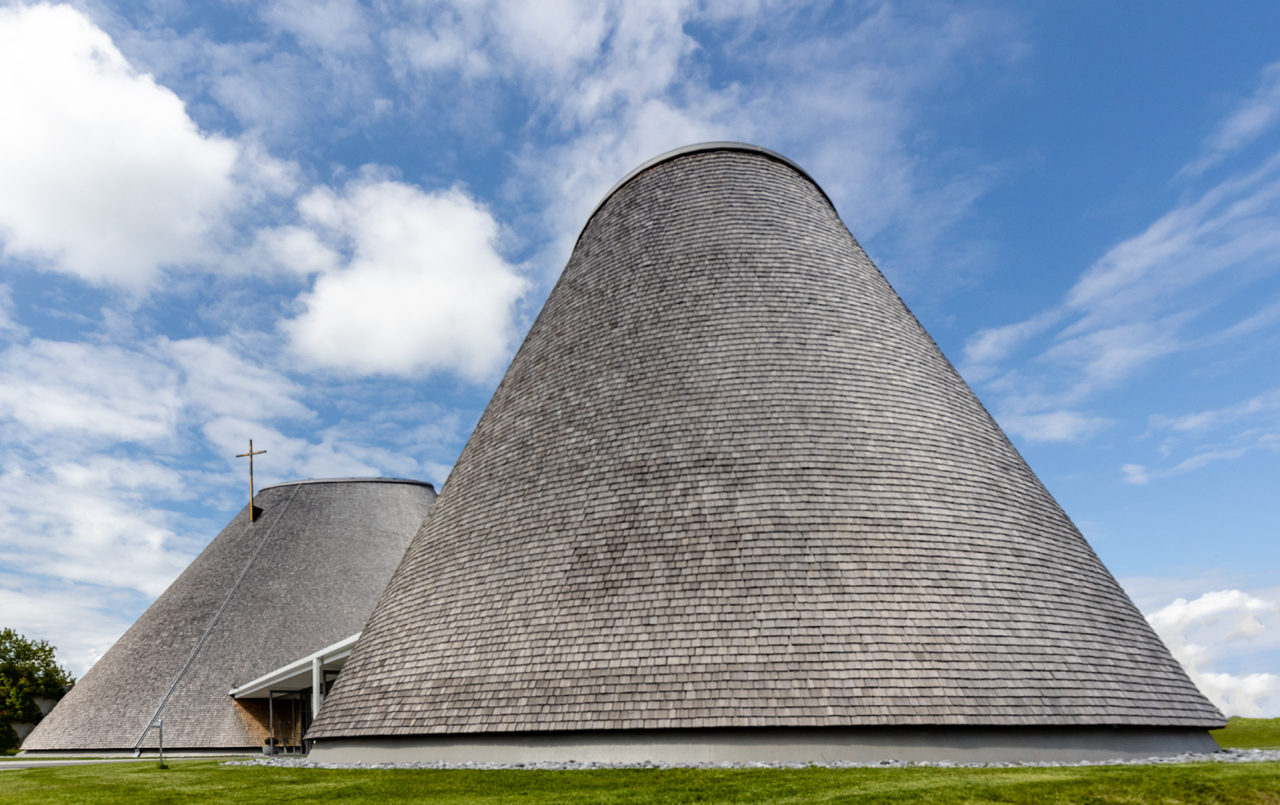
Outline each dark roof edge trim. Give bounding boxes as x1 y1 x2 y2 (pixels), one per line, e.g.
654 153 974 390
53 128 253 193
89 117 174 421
574 142 833 249
258 477 435 493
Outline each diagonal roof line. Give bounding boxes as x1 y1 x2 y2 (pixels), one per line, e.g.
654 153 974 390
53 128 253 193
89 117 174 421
131 483 303 750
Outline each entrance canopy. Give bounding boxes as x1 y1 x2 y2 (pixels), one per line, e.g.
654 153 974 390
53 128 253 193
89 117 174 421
230 633 359 718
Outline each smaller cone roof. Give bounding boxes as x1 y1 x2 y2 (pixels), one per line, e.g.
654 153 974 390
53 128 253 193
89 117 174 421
23 478 435 751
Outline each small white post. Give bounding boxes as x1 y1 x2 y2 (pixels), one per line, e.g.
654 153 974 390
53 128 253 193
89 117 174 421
311 655 324 720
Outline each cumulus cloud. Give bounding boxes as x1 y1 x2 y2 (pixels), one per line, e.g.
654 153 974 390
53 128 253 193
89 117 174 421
0 0 1026 680
0 4 249 289
281 175 528 380
1147 590 1280 717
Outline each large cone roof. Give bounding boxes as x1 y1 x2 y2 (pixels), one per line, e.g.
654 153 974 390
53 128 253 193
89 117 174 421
24 478 435 750
310 145 1221 739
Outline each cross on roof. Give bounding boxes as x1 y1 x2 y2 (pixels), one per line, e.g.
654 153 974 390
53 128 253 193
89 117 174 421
235 440 267 523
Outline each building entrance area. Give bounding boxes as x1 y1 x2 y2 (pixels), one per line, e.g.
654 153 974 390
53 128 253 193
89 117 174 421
230 634 358 753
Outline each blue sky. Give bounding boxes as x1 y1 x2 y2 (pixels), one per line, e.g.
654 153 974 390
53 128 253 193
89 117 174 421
0 0 1277 717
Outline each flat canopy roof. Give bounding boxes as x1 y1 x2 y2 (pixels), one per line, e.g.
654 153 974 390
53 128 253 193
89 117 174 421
229 633 360 698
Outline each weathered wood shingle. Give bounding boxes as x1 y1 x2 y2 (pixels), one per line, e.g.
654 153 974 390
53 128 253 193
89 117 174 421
23 479 435 750
309 145 1223 740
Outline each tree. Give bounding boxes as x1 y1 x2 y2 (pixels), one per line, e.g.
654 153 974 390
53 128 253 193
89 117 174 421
0 629 75 751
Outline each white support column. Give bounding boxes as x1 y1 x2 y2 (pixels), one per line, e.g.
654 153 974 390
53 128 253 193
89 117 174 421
311 656 324 719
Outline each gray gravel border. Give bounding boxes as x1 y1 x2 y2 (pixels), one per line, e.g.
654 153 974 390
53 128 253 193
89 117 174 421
224 748 1280 771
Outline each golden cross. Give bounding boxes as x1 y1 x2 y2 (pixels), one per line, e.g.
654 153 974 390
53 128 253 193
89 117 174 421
235 440 267 522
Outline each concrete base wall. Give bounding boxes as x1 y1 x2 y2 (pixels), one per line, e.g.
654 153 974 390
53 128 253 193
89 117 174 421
18 747 259 758
309 726 1221 765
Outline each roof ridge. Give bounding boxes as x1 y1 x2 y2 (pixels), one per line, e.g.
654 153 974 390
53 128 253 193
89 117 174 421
257 477 434 493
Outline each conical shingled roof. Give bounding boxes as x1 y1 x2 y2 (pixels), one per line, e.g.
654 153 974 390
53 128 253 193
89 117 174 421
309 145 1222 741
23 478 435 752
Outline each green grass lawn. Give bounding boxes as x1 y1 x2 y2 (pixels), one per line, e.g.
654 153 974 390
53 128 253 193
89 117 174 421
1 760 1279 804
1215 717 1280 749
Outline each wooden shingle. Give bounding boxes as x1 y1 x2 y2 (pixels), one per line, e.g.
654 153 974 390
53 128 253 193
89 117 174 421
23 479 436 751
310 145 1223 740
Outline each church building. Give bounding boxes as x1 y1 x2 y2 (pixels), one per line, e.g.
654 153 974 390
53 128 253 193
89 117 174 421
26 144 1224 763
304 144 1225 763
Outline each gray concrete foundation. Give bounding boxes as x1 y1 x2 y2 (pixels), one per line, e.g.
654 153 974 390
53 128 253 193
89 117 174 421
308 726 1221 765
17 747 258 758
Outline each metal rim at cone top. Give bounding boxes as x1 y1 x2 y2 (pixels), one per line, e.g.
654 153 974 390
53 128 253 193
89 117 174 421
307 144 1222 761
575 142 834 246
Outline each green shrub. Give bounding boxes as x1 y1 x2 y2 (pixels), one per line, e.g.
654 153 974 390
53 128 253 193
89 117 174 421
0 629 75 750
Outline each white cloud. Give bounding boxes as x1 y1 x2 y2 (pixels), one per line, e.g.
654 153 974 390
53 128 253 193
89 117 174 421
0 340 181 444
0 332 465 675
388 14 493 79
1182 61 1280 178
997 410 1111 443
0 4 245 289
1064 154 1280 333
0 283 27 338
0 336 305 594
964 309 1063 367
0 0 1027 682
0 456 193 597
1165 434 1280 476
384 1 1018 292
1040 318 1188 395
963 64 1280 449
0 575 150 678
0 337 310 449
1147 590 1280 717
747 6 1018 281
166 337 311 424
1121 463 1149 485
387 0 678 102
1130 390 1280 479
387 0 718 262
261 0 372 54
1152 388 1280 434
282 175 528 380
519 96 737 270
254 225 342 276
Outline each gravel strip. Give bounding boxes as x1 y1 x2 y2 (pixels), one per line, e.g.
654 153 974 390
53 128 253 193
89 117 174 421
224 748 1280 771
